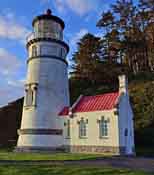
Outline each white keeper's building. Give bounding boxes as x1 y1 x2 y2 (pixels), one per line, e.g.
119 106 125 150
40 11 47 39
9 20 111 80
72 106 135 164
15 9 135 155
59 75 135 155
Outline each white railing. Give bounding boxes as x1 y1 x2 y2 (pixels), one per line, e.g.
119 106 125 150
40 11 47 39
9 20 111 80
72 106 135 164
26 32 66 43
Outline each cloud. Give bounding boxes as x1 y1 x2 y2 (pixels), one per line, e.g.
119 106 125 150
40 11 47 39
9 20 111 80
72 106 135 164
7 79 25 88
0 13 30 44
95 32 103 38
41 0 101 16
0 48 21 75
0 48 25 106
55 0 66 13
0 83 24 107
65 0 94 15
70 28 88 47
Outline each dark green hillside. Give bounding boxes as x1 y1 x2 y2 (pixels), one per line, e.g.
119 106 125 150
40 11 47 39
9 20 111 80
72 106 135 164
0 98 23 148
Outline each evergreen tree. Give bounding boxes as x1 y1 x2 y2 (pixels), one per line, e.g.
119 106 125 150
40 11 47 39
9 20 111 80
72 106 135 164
97 0 154 74
71 33 101 84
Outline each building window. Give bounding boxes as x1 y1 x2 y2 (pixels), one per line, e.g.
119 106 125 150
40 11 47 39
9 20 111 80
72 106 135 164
99 117 109 138
78 118 88 138
64 120 70 138
32 45 37 57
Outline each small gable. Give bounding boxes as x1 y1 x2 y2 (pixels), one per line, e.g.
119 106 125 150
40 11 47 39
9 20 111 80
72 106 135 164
58 106 69 116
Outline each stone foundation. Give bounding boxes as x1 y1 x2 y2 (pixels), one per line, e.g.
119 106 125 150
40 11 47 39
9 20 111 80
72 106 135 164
14 146 65 153
14 145 134 155
64 145 126 155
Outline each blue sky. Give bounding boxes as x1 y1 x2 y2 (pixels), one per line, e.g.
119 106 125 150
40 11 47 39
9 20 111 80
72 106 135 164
0 0 115 106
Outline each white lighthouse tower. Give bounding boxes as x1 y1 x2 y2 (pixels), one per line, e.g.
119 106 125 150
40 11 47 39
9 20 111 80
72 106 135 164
16 9 70 152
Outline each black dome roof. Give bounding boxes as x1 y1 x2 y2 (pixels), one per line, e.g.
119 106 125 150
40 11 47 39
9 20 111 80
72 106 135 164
32 9 65 29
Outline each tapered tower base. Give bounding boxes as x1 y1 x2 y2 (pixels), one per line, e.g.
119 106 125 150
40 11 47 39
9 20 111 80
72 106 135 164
16 129 65 152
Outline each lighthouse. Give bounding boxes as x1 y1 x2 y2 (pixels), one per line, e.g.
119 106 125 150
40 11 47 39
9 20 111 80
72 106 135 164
16 9 70 152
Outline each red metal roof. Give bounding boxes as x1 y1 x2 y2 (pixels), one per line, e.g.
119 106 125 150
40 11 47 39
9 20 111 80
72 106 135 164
58 107 69 116
58 92 119 116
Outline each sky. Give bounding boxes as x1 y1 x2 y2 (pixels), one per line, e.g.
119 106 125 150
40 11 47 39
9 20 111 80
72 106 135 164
0 0 115 106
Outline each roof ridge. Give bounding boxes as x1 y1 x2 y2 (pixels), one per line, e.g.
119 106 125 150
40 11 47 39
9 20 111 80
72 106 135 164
71 95 83 110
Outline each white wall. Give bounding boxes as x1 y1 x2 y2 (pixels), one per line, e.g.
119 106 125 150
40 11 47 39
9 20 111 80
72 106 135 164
21 57 69 130
61 110 119 147
118 94 135 155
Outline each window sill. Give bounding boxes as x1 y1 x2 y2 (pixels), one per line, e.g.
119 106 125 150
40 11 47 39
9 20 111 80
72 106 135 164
24 105 37 109
99 136 109 139
79 137 88 139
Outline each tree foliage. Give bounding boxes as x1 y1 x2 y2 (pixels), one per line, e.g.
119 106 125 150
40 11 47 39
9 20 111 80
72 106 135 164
97 0 154 74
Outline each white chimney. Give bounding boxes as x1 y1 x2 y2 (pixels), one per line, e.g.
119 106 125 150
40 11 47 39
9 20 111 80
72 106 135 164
118 75 128 94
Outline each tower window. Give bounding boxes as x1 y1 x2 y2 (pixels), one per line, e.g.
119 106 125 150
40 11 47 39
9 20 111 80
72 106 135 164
60 48 65 58
32 45 37 57
25 88 33 106
60 31 63 40
99 117 109 138
24 84 38 107
40 45 57 55
60 48 63 57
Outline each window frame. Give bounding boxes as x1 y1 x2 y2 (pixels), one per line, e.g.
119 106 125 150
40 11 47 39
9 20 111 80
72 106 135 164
25 88 33 107
99 117 109 139
40 45 58 56
24 84 38 108
31 45 37 57
78 118 88 139
64 120 70 139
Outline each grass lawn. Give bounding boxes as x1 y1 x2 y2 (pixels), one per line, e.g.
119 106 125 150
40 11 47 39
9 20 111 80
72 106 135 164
0 149 104 161
0 146 153 161
0 165 149 175
0 149 152 175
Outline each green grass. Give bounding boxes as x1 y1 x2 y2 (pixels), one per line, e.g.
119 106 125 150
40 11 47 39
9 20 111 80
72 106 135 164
0 149 104 161
0 149 151 175
0 165 149 175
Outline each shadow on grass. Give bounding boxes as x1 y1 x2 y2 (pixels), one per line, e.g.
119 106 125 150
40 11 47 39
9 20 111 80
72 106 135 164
0 165 147 175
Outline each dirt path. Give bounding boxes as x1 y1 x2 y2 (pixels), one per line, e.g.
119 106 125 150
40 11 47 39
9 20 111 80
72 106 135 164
0 157 154 173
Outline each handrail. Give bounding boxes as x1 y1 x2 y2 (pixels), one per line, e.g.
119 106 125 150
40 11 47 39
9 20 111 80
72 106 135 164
26 32 69 44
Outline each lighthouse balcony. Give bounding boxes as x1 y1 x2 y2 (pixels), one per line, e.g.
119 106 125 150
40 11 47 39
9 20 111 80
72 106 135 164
27 32 69 43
